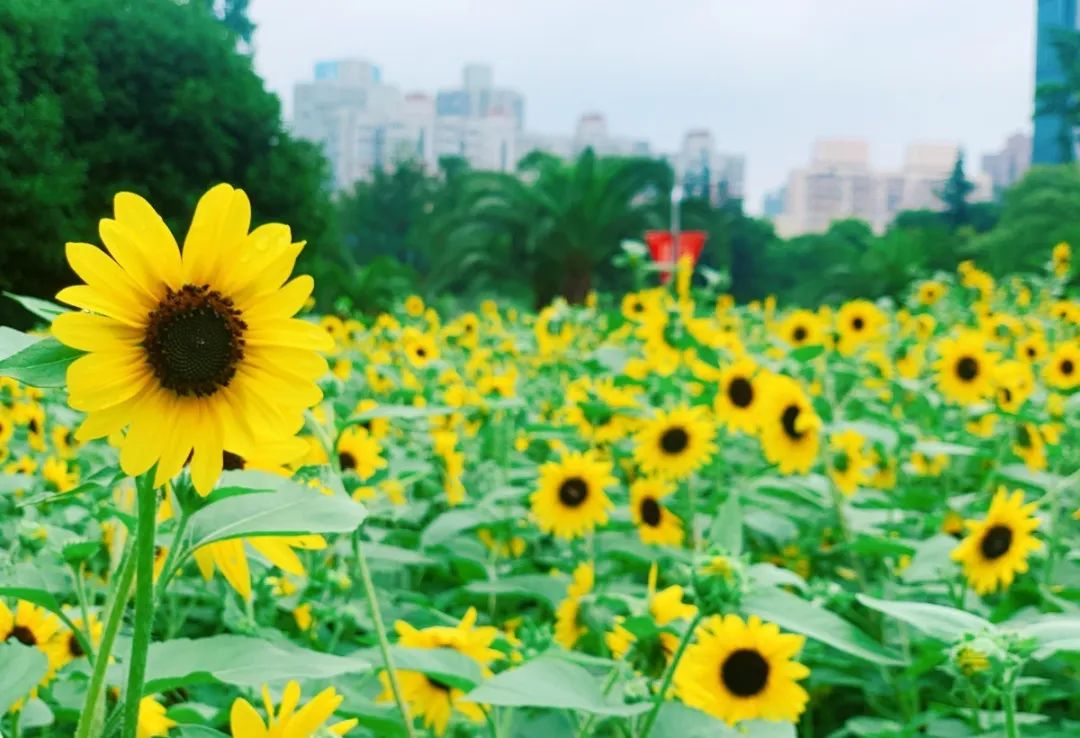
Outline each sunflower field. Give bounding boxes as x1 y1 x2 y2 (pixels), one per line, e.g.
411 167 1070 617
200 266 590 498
0 186 1078 738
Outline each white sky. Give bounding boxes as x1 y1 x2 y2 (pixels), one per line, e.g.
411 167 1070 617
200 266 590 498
248 0 1035 213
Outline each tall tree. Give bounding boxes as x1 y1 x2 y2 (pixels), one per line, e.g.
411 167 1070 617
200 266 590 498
0 0 335 325
437 149 670 305
938 152 975 228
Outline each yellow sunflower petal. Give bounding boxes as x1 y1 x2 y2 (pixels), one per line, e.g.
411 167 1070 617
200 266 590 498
182 184 251 287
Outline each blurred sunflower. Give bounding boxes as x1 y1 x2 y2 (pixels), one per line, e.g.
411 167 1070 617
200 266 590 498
231 681 356 737
51 185 332 495
1012 422 1047 470
531 451 615 539
403 328 439 368
1043 340 1079 390
193 534 327 600
775 309 825 349
1015 333 1047 364
137 696 177 738
336 426 387 481
674 614 810 725
758 375 820 474
934 331 998 405
827 429 870 496
380 608 500 736
951 487 1041 595
713 359 766 435
994 360 1034 413
629 478 683 546
554 563 594 649
634 406 716 480
916 280 946 306
835 300 886 355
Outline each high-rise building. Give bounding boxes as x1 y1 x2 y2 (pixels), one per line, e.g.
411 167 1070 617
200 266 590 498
981 132 1032 196
677 129 745 203
771 139 992 236
1033 0 1079 163
436 64 525 130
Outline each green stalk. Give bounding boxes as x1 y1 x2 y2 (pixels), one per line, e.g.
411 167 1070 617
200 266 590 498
120 474 159 738
638 612 703 738
153 510 189 600
576 667 622 738
74 536 138 738
354 531 416 738
685 476 698 552
1003 680 1020 738
71 561 95 663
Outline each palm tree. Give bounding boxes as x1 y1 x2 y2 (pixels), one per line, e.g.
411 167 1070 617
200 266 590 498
432 149 670 305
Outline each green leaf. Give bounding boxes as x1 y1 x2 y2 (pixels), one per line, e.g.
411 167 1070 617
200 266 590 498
4 292 67 323
790 344 825 362
0 326 38 360
856 594 994 642
1010 615 1080 658
747 563 807 592
421 508 488 549
176 727 231 738
465 574 569 609
996 464 1063 491
374 646 484 690
363 542 436 566
0 643 49 714
348 404 454 422
119 635 372 692
652 702 796 737
709 492 743 556
187 488 366 549
464 655 647 716
912 440 977 457
901 535 959 583
744 587 905 665
0 335 82 388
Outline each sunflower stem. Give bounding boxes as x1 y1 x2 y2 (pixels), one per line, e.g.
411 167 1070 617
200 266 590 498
119 473 159 738
1003 672 1021 738
577 666 622 738
74 534 138 738
71 561 96 663
153 508 189 601
353 530 416 738
638 611 703 738
685 476 698 552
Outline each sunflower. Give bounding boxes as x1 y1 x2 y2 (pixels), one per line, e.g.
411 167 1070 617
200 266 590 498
758 375 821 475
336 426 387 481
231 681 357 738
14 401 47 452
380 608 500 736
193 534 327 600
554 563 594 649
403 328 439 368
531 451 615 539
674 614 810 725
51 185 332 495
633 405 716 480
1012 422 1047 470
916 280 947 306
630 478 683 546
1043 340 1080 390
137 696 178 738
994 360 1034 413
42 456 78 493
827 429 870 496
0 600 63 651
934 331 999 405
835 300 886 355
1052 241 1071 278
1016 333 1048 365
951 487 1041 595
775 309 825 349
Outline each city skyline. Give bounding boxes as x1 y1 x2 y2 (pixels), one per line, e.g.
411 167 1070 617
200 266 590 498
249 0 1036 214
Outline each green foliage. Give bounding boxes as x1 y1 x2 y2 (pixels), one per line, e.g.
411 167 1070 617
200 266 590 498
0 0 335 327
939 152 975 228
971 165 1080 277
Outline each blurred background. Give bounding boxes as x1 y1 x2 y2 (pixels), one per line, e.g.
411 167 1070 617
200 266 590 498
2 0 1079 325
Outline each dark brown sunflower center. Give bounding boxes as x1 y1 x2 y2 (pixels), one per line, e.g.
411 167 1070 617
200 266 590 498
792 326 808 342
833 452 849 473
1062 359 1075 376
955 357 979 382
660 427 690 454
781 405 803 441
1026 346 1036 358
1001 387 1013 404
639 497 662 527
852 316 865 331
558 476 589 507
8 625 36 646
222 451 246 471
339 452 357 471
980 525 1013 560
728 377 753 408
1016 425 1032 448
68 632 85 658
416 347 428 358
144 284 246 397
721 648 770 697
632 301 643 313
28 418 40 434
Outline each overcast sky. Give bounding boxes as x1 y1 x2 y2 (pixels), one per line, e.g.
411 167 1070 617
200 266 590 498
248 0 1035 212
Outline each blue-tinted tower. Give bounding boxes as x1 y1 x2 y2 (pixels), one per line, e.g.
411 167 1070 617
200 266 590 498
1033 0 1079 163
